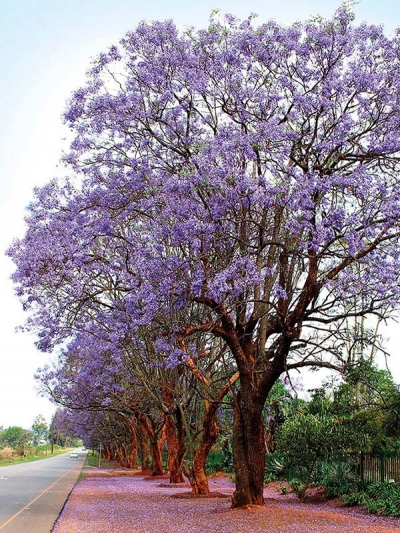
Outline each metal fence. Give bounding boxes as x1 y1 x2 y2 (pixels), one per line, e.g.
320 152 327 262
347 452 400 483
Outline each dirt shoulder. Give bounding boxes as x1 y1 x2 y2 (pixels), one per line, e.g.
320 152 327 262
52 470 400 533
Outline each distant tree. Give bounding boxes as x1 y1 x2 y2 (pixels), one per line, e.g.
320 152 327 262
332 361 400 451
1 426 32 455
48 411 66 452
31 415 48 446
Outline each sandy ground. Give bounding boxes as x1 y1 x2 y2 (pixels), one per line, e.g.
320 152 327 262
52 470 400 533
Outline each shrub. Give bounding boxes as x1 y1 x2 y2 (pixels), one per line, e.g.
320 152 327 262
276 414 360 501
320 460 358 498
289 478 304 498
0 447 14 463
342 482 400 516
342 490 369 507
364 483 400 516
264 453 288 479
263 472 277 485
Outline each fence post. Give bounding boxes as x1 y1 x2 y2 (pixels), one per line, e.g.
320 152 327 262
360 452 364 483
380 452 385 483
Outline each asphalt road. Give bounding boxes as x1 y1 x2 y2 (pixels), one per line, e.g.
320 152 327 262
0 450 86 533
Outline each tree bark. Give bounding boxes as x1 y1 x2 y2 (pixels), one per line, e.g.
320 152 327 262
126 423 138 469
165 415 185 483
149 436 164 475
158 422 167 463
115 443 125 466
231 387 267 507
191 402 220 495
102 442 114 461
138 424 150 471
137 415 164 475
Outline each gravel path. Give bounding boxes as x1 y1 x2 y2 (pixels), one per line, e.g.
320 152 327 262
52 471 400 533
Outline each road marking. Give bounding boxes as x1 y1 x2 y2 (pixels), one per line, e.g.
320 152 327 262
0 464 78 530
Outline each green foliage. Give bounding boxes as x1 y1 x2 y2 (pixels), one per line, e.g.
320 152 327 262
364 483 400 516
221 441 233 472
306 386 335 417
276 413 361 501
277 482 288 494
341 489 369 506
288 478 304 497
264 452 289 479
277 414 359 466
263 379 305 453
85 451 118 469
248 358 399 508
331 360 400 451
0 426 32 451
31 414 48 446
319 460 357 498
205 451 225 473
342 482 400 516
263 472 276 485
305 360 400 453
0 444 67 465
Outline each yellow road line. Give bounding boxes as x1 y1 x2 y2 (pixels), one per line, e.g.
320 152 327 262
0 463 78 530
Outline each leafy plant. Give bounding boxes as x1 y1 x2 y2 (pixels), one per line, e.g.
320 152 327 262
342 482 400 516
264 453 289 479
277 482 288 494
263 472 277 485
320 460 357 498
365 483 400 516
289 478 304 498
342 490 368 507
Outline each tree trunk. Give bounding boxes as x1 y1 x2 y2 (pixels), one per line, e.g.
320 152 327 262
231 387 267 508
126 422 138 468
138 425 150 471
165 415 185 483
127 444 138 469
102 442 114 461
176 406 186 477
137 415 163 475
149 437 164 475
115 443 125 466
190 402 220 495
158 422 167 466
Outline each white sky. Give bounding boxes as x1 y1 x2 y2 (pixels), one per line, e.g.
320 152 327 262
1 0 400 429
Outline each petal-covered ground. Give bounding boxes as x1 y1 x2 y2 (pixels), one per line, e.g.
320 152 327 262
52 471 400 533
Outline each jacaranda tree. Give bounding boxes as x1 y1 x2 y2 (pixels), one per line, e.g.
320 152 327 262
8 6 400 506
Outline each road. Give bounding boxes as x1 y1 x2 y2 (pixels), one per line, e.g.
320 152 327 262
0 450 86 533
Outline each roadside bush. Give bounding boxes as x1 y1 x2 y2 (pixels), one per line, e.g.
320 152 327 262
341 489 369 507
0 447 14 463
